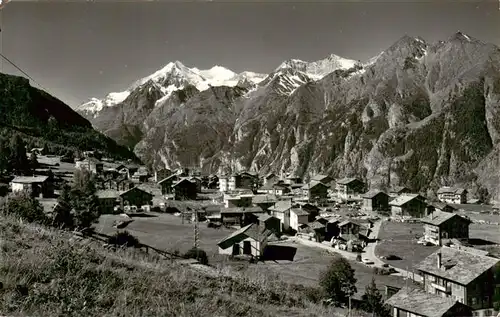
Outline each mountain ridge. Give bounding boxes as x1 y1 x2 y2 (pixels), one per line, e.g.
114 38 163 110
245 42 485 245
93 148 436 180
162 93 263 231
78 31 500 201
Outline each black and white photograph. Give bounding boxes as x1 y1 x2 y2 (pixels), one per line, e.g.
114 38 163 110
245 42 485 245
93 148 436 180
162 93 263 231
0 0 500 316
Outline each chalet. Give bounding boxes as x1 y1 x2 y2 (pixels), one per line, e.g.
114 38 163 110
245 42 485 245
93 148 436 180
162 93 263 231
224 193 253 208
235 172 258 190
220 206 265 227
252 194 278 211
219 175 236 192
336 178 366 201
172 179 197 200
308 181 329 202
158 174 179 195
362 190 390 212
437 187 468 204
421 211 471 246
269 200 293 231
189 177 202 193
386 287 473 317
290 208 309 231
11 176 53 198
124 165 140 179
293 202 320 222
389 186 412 197
153 168 172 182
415 247 500 316
310 174 333 185
427 202 457 214
115 179 135 192
390 194 427 218
258 182 291 196
119 187 153 209
217 223 271 259
96 190 119 214
264 173 279 185
75 158 103 175
256 214 281 234
338 220 364 236
131 167 149 183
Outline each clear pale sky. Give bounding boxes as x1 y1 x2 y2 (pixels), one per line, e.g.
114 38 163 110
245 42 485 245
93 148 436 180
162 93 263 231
1 0 499 107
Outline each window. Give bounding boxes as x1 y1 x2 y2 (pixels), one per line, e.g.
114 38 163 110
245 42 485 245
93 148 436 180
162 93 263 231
472 297 477 305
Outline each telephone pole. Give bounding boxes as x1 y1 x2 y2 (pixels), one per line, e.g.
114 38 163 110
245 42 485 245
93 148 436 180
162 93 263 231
194 208 199 249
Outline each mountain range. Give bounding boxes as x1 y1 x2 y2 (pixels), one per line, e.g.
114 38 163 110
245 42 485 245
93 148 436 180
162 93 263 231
76 32 500 201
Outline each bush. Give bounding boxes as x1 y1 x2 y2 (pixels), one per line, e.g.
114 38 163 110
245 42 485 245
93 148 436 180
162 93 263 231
1 192 47 224
107 231 140 248
0 183 8 197
356 254 362 262
184 247 209 265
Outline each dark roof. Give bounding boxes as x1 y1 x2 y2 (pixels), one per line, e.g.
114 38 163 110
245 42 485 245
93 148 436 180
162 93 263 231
429 202 456 211
172 178 196 188
158 174 179 183
390 186 411 193
362 190 388 199
421 211 471 227
252 194 278 204
96 190 119 199
386 287 466 317
415 246 500 285
265 172 276 179
311 174 330 182
309 180 329 189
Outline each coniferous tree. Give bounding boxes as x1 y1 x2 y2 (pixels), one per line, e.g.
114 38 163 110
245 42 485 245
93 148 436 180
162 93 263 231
319 256 357 306
9 134 29 175
361 278 391 317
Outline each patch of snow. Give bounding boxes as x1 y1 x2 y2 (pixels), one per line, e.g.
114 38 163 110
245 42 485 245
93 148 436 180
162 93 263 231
364 52 384 67
104 91 130 107
462 33 471 41
274 54 358 80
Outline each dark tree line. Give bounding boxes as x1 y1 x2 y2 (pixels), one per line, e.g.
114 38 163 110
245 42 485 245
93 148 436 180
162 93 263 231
0 134 37 176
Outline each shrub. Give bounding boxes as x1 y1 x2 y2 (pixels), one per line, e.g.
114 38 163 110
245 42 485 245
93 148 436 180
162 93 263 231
184 247 209 265
107 231 140 248
1 192 47 224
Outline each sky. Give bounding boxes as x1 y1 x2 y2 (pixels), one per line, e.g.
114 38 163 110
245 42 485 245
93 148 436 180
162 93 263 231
1 0 499 107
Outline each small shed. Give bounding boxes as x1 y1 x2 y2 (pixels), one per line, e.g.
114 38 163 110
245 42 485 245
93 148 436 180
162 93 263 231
119 186 153 209
362 190 389 212
217 223 271 259
172 178 197 200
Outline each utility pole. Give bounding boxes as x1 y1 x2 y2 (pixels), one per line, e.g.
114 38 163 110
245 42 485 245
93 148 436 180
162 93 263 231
194 208 200 262
348 296 352 317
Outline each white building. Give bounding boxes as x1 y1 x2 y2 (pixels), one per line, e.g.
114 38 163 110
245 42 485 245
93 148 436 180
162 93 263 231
437 187 468 204
219 176 236 192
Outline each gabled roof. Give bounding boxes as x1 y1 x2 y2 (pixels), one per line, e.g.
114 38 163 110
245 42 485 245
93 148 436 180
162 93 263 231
172 178 196 188
269 200 292 213
429 201 456 211
338 220 361 227
385 287 467 317
389 194 426 207
217 223 270 249
220 206 264 214
309 221 326 230
265 172 276 179
436 186 467 195
252 194 278 204
311 174 330 182
362 190 388 199
96 190 119 199
158 174 179 184
336 177 362 185
415 246 500 285
119 186 153 197
420 211 471 227
309 180 329 190
12 176 49 184
291 208 309 216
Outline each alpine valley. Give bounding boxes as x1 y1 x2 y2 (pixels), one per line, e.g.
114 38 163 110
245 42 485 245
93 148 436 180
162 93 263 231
77 32 500 200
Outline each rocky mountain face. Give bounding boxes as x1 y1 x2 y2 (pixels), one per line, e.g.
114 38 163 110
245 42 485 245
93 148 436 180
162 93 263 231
78 32 500 201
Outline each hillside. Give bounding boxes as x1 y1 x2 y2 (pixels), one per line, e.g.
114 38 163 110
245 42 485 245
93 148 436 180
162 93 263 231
0 73 137 161
79 32 500 200
0 215 357 317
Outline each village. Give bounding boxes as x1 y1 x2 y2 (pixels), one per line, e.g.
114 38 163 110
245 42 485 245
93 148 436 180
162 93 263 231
4 146 500 317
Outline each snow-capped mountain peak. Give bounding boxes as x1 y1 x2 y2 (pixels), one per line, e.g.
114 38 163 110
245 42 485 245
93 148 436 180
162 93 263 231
274 54 358 80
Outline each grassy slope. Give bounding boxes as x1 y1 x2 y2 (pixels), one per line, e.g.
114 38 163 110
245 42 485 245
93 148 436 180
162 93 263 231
0 216 366 317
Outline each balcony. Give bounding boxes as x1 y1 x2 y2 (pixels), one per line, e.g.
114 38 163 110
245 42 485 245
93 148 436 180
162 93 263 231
431 282 451 293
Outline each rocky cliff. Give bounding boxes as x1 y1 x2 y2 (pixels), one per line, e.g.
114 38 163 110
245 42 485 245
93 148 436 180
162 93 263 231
79 32 500 201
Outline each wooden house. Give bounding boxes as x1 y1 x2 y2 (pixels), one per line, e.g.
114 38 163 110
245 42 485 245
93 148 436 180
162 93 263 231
308 181 329 202
362 190 390 212
11 176 53 198
96 190 119 214
386 287 473 317
154 168 172 182
268 200 293 231
189 177 202 193
421 211 471 246
158 174 179 195
427 202 457 214
252 194 278 211
119 187 153 209
217 223 271 259
437 187 468 204
285 174 302 185
220 206 266 227
310 174 333 185
172 179 197 200
415 247 500 316
256 214 281 234
290 208 309 231
390 194 427 218
336 178 366 201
